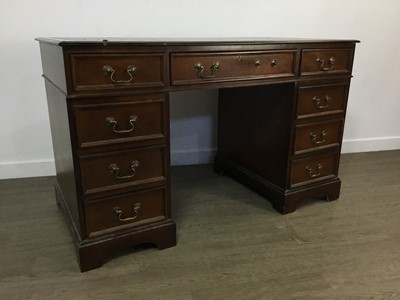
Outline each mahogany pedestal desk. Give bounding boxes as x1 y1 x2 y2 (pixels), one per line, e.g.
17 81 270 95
37 38 358 271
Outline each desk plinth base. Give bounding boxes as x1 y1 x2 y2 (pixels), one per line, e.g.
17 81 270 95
54 184 176 272
214 155 341 214
76 221 176 272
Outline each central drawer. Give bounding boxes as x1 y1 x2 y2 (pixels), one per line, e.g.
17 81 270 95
79 146 167 197
170 51 296 85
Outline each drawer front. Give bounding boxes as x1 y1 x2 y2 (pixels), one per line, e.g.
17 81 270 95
290 153 338 187
171 51 296 85
300 49 353 76
79 146 166 196
73 96 167 149
69 53 166 92
84 188 167 237
297 84 349 119
294 120 343 155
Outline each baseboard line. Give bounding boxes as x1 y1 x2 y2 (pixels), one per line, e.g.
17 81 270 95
1 137 400 179
341 136 400 153
170 148 217 166
0 159 56 180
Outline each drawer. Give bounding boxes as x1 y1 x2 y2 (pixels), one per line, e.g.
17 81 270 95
171 51 296 85
290 153 338 187
69 52 166 92
297 84 349 119
79 146 167 196
72 95 167 149
84 187 167 237
300 49 353 76
294 120 343 155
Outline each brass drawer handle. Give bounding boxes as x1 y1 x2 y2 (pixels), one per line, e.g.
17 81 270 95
309 130 327 144
305 163 323 178
105 115 138 134
255 59 277 68
103 64 137 84
316 57 335 71
194 61 220 78
109 160 140 179
313 95 332 109
113 202 141 222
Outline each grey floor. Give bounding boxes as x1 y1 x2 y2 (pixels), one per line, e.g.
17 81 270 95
1 151 400 300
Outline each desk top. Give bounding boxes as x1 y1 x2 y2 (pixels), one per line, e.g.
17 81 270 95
36 37 360 46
